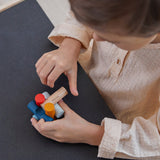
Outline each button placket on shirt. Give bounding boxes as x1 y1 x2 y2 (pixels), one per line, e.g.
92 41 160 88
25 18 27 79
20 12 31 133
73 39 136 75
108 50 128 78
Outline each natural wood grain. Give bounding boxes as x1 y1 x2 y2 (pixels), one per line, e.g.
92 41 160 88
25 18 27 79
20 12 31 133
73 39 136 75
41 87 68 109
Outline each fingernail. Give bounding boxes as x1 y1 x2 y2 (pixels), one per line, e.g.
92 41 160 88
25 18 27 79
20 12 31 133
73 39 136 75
75 90 79 96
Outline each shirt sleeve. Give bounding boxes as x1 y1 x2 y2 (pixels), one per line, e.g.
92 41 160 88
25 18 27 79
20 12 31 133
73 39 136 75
48 11 93 49
98 105 160 159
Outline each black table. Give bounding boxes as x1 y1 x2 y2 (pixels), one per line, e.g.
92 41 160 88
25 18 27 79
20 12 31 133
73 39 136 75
0 0 122 159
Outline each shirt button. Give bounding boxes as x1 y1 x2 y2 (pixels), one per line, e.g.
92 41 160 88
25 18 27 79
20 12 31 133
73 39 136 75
116 58 121 65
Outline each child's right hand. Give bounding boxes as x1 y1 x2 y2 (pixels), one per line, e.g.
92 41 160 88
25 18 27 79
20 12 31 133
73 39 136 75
35 38 82 96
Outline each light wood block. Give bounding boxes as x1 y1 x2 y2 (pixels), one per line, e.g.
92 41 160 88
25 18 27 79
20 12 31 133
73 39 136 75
41 87 68 109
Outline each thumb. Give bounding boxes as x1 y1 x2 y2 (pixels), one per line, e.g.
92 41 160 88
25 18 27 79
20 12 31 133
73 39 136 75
58 100 73 113
67 66 78 96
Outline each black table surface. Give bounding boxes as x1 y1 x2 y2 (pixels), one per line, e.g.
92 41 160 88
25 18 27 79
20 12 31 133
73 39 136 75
0 0 123 159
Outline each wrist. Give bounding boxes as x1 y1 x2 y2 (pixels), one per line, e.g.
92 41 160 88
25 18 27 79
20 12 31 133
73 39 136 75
84 122 104 146
58 37 82 60
60 37 81 52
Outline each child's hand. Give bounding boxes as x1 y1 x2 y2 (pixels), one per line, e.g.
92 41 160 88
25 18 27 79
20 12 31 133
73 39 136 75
31 100 104 146
35 38 81 96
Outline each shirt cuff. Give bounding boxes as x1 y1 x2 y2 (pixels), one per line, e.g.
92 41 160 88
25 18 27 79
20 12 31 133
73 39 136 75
98 117 122 159
48 23 91 49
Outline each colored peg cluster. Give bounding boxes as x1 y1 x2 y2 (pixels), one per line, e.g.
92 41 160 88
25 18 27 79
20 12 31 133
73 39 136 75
27 87 68 121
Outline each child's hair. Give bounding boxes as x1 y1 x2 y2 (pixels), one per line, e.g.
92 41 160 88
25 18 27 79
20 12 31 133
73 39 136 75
69 0 160 37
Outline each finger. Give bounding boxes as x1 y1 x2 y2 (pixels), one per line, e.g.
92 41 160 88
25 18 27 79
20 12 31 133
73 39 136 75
64 71 67 76
36 58 48 75
32 118 46 132
31 118 57 132
67 67 78 96
35 54 47 68
31 117 40 131
58 100 73 113
35 51 52 68
35 56 43 68
39 62 55 85
47 67 63 88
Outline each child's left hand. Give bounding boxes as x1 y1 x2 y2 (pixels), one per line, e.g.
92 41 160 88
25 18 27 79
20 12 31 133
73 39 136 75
31 100 104 146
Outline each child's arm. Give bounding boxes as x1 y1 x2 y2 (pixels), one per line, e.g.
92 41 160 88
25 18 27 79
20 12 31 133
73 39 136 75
31 99 160 160
48 11 93 50
36 37 81 96
97 105 160 159
36 11 93 96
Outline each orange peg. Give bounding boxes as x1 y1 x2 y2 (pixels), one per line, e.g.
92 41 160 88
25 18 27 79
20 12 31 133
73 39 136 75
44 103 55 119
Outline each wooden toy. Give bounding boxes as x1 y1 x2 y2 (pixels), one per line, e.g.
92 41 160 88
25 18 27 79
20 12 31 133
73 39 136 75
27 87 68 121
54 103 65 118
42 91 50 99
41 87 68 109
28 100 53 121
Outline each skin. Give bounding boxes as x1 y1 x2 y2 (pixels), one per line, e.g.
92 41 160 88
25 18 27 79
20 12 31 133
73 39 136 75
34 18 160 146
34 37 104 146
31 100 104 145
35 38 81 96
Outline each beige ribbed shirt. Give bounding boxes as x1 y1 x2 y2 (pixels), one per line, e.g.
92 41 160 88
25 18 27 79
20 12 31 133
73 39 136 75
48 11 160 160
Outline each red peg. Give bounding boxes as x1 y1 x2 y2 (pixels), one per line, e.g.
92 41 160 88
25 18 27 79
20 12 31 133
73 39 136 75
35 93 45 106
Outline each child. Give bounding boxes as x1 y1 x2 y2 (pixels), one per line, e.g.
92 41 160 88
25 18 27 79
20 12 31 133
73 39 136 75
31 0 160 159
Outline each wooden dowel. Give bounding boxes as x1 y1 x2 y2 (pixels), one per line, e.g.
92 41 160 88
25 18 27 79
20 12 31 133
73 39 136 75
41 87 68 109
